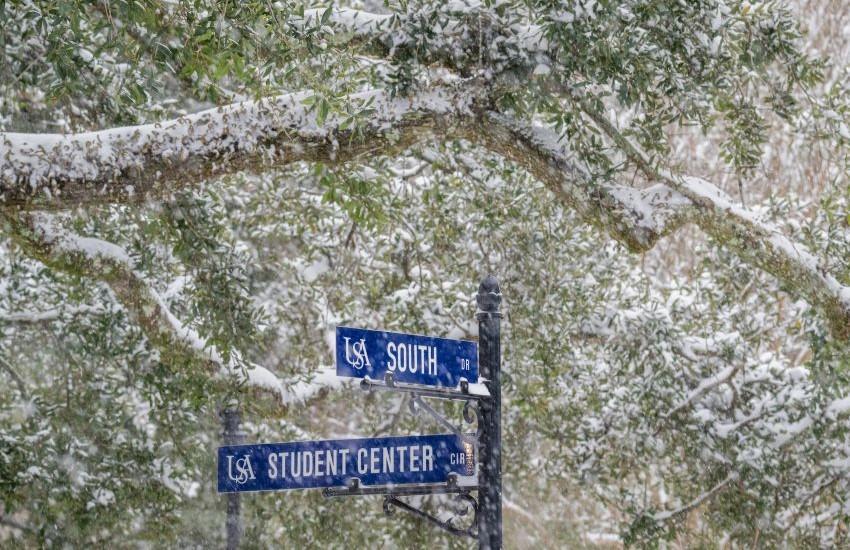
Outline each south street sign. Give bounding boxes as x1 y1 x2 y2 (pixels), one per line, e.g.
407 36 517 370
218 433 476 493
335 326 478 388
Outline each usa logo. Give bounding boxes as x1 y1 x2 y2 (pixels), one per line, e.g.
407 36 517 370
343 337 371 370
226 454 256 484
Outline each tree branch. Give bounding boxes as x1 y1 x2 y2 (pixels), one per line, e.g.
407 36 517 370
0 83 483 207
3 80 849 337
576 102 850 338
663 364 744 420
0 355 27 396
0 304 104 325
482 112 850 337
283 8 850 337
650 473 737 521
479 112 696 252
2 211 335 407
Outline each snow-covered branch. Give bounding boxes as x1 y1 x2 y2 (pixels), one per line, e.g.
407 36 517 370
664 364 743 420
4 211 335 407
651 473 737 521
320 17 845 345
676 175 850 337
0 83 482 207
295 8 396 38
3 76 849 338
0 304 104 324
479 112 694 251
483 112 850 338
575 102 850 337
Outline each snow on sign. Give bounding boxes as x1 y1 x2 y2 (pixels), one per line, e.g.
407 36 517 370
335 326 478 387
217 433 475 493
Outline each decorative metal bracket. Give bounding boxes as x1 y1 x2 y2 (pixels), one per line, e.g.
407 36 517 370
337 372 485 539
322 474 477 498
360 372 490 402
383 491 478 539
407 392 478 445
322 474 479 539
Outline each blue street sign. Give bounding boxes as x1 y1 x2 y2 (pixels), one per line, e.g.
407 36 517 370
218 433 475 493
335 326 478 387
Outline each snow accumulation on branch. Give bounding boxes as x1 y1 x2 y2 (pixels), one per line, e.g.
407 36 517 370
4 212 336 406
0 304 105 324
678 175 850 332
0 83 481 206
4 86 849 338
769 391 850 449
481 112 696 252
664 364 742 420
484 110 850 337
268 7 850 337
651 473 737 521
296 8 396 37
578 102 850 336
280 367 344 405
0 6 847 336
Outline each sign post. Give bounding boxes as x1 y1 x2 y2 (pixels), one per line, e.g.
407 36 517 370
477 276 502 550
221 405 244 550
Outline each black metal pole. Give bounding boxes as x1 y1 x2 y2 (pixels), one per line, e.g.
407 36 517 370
476 276 502 549
222 404 244 550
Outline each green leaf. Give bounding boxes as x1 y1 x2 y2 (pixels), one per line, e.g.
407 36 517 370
317 97 330 126
321 5 334 26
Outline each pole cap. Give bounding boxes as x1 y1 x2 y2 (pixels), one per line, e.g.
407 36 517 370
476 275 502 314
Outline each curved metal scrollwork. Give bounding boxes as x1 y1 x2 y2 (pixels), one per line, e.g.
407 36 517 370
382 491 478 539
383 496 395 516
462 400 483 438
334 373 484 540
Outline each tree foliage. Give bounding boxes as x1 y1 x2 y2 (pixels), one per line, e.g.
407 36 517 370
2 0 850 547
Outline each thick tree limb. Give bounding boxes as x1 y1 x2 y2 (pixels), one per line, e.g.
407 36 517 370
2 211 335 406
479 112 696 252
483 113 850 337
0 84 481 207
295 5 850 336
2 82 849 336
0 304 104 325
576 103 850 337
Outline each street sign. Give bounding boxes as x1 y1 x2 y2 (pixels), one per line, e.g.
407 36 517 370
217 280 501 547
218 433 476 493
335 326 478 387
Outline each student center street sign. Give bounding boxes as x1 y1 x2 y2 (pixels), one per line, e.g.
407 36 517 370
218 433 475 493
217 277 504 549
